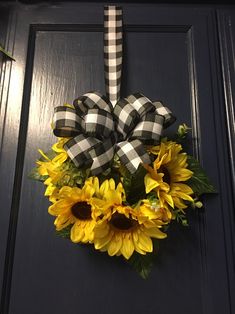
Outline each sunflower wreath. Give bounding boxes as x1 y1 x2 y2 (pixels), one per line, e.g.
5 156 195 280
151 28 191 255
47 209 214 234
30 6 216 278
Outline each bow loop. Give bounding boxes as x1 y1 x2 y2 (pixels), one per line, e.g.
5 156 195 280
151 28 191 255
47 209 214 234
153 101 176 127
74 91 112 115
113 98 140 140
84 108 115 139
126 93 155 118
129 113 164 145
53 106 83 137
53 92 117 175
53 91 175 175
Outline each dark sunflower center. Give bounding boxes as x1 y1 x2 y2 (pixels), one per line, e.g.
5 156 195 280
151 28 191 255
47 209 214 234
71 202 92 220
159 166 171 185
110 213 136 231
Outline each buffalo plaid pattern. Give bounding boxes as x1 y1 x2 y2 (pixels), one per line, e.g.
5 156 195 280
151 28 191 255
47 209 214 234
116 139 151 174
53 106 83 137
104 6 122 107
73 91 112 115
126 93 154 118
153 101 176 127
130 113 164 145
65 134 100 168
52 7 176 175
113 98 139 139
54 92 117 175
89 133 117 175
53 91 175 175
84 108 114 139
115 93 175 144
64 133 116 175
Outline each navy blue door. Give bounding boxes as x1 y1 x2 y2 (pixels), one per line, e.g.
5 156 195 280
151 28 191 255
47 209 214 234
0 3 234 314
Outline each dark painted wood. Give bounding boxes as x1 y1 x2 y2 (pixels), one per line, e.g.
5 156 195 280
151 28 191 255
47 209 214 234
16 0 235 4
216 10 235 312
0 3 234 314
0 4 18 305
217 8 235 196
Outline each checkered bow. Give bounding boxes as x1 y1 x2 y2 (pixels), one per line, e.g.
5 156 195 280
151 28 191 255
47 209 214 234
53 91 175 175
53 6 175 175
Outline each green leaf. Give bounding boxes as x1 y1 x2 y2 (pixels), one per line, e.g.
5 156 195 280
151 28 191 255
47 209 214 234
55 225 72 238
28 167 48 182
128 240 159 279
173 209 189 227
187 155 217 196
123 164 147 205
0 45 15 61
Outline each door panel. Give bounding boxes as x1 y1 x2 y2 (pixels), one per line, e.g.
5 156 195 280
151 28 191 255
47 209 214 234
217 9 235 193
0 4 234 314
0 5 22 303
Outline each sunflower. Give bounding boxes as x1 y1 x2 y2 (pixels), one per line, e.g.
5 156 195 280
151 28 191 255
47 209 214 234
48 178 99 243
36 138 70 201
36 138 69 176
91 180 168 260
144 140 194 211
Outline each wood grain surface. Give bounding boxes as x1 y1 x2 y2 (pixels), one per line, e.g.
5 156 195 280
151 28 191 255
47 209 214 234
0 3 234 314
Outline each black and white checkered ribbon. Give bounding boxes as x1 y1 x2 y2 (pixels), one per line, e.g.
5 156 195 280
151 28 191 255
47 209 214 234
52 6 176 175
104 5 122 107
53 92 175 175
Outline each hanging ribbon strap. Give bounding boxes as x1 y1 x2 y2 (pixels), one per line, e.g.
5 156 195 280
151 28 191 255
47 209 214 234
104 5 123 107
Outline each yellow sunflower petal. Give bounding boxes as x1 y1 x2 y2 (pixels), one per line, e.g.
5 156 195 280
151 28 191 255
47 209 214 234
69 188 83 201
93 222 110 238
52 153 67 165
109 178 116 190
83 220 95 242
99 180 109 198
175 192 194 202
173 197 188 209
70 222 85 243
94 231 113 250
82 182 95 200
107 233 123 256
144 227 167 239
173 183 193 194
144 174 160 194
44 184 56 196
137 232 153 253
59 186 73 198
52 138 69 153
120 234 135 259
159 191 174 208
54 213 74 231
44 176 52 186
48 200 71 216
133 232 147 255
86 177 100 197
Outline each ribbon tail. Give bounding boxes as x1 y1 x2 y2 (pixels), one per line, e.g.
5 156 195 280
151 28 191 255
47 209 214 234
89 133 117 175
64 134 100 168
116 139 151 174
